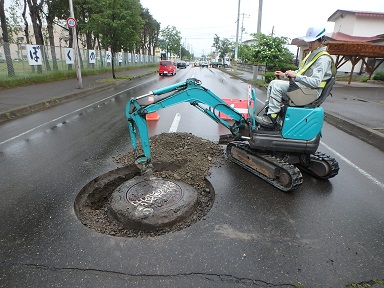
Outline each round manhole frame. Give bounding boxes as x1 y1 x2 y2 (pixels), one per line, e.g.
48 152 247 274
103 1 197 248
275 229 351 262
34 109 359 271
74 163 215 238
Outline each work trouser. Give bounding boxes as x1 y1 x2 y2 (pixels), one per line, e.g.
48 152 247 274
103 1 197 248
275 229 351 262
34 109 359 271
266 79 320 114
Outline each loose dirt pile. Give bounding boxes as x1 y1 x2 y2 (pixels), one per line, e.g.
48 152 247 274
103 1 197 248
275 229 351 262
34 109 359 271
75 132 226 237
113 132 225 190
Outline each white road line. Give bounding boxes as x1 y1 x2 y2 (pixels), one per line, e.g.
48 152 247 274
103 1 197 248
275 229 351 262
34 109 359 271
169 113 181 132
321 142 384 190
0 81 151 146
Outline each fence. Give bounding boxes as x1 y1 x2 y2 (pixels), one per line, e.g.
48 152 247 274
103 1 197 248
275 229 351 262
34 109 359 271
237 63 254 73
0 42 160 79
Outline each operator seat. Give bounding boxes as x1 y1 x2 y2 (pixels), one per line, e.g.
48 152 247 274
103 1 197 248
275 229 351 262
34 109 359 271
304 77 336 108
292 76 336 108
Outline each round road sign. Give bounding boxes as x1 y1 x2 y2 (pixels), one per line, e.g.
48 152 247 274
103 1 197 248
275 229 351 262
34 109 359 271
66 17 77 28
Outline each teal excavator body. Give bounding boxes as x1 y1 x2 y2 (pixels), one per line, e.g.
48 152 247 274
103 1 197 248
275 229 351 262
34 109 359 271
125 78 339 191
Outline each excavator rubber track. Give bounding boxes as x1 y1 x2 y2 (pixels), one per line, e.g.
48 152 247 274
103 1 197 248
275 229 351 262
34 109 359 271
226 142 303 192
297 151 339 180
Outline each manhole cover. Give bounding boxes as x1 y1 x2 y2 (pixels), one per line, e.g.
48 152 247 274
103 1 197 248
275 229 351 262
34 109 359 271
108 176 198 231
74 164 215 237
126 178 184 210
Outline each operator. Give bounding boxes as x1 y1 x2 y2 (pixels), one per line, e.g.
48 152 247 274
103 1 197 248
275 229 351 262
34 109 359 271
256 26 336 128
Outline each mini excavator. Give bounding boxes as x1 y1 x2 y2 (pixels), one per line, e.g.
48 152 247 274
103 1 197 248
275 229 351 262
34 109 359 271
125 78 339 192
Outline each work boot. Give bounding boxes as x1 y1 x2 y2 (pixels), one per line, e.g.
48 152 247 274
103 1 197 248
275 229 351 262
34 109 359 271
256 113 277 128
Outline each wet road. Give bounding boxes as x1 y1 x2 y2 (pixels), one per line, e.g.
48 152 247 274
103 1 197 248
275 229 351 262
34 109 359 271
1 66 384 288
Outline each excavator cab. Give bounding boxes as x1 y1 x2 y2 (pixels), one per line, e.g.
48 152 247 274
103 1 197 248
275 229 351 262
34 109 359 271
250 77 336 153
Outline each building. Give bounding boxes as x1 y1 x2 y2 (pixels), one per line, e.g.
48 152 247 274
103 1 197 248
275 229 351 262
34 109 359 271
291 10 384 76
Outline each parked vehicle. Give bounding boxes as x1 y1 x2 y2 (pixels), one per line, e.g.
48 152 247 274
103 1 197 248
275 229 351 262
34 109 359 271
158 60 177 76
210 57 231 68
177 61 187 69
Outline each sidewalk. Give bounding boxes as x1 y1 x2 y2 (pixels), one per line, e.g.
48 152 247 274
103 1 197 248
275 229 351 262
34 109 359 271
0 66 383 152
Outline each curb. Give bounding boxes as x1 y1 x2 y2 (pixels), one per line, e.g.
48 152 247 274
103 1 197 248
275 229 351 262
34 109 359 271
324 111 384 152
0 82 115 124
0 72 153 124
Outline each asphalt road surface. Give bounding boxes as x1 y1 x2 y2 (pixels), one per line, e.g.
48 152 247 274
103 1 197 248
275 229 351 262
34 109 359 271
1 66 384 288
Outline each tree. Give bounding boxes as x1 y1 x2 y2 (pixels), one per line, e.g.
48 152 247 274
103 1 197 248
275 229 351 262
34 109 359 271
140 8 160 56
0 0 15 76
180 46 191 60
212 34 233 63
250 33 293 70
147 17 160 56
87 0 144 78
26 0 50 73
238 44 255 64
158 26 181 59
44 0 66 70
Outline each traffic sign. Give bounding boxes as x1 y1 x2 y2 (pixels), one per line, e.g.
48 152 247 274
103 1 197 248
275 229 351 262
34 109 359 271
66 17 77 28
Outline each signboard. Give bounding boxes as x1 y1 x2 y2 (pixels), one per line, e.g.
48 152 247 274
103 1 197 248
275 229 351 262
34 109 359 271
66 17 77 28
27 45 42 66
89 50 96 64
106 51 112 63
118 52 123 63
64 48 74 64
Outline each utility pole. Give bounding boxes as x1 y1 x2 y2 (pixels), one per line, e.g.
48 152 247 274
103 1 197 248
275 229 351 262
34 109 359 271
234 0 241 62
240 13 249 43
257 0 263 34
68 0 83 89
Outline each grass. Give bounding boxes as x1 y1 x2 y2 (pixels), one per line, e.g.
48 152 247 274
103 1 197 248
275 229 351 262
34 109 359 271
335 73 384 83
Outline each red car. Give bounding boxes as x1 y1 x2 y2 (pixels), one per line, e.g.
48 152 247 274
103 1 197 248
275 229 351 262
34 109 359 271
158 60 177 76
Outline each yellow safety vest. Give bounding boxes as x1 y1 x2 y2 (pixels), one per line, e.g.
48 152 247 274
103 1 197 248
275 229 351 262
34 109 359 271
298 51 336 88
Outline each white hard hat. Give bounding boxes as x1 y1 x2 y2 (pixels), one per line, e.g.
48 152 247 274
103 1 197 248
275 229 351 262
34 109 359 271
301 27 326 42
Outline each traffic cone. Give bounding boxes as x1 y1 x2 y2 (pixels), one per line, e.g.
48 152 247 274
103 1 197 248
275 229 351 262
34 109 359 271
145 96 160 121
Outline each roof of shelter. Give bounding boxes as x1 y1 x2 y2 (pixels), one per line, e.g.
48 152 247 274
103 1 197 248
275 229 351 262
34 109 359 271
327 32 384 43
326 42 384 58
328 10 384 21
290 33 384 46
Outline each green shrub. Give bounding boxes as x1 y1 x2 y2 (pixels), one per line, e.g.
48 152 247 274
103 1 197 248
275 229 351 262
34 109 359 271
276 63 298 72
372 71 384 81
264 71 275 83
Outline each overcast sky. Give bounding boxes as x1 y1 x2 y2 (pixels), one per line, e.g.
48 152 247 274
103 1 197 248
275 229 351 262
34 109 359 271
4 0 384 57
140 0 384 56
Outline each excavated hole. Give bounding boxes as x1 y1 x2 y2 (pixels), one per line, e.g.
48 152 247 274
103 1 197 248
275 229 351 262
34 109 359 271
74 132 225 237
